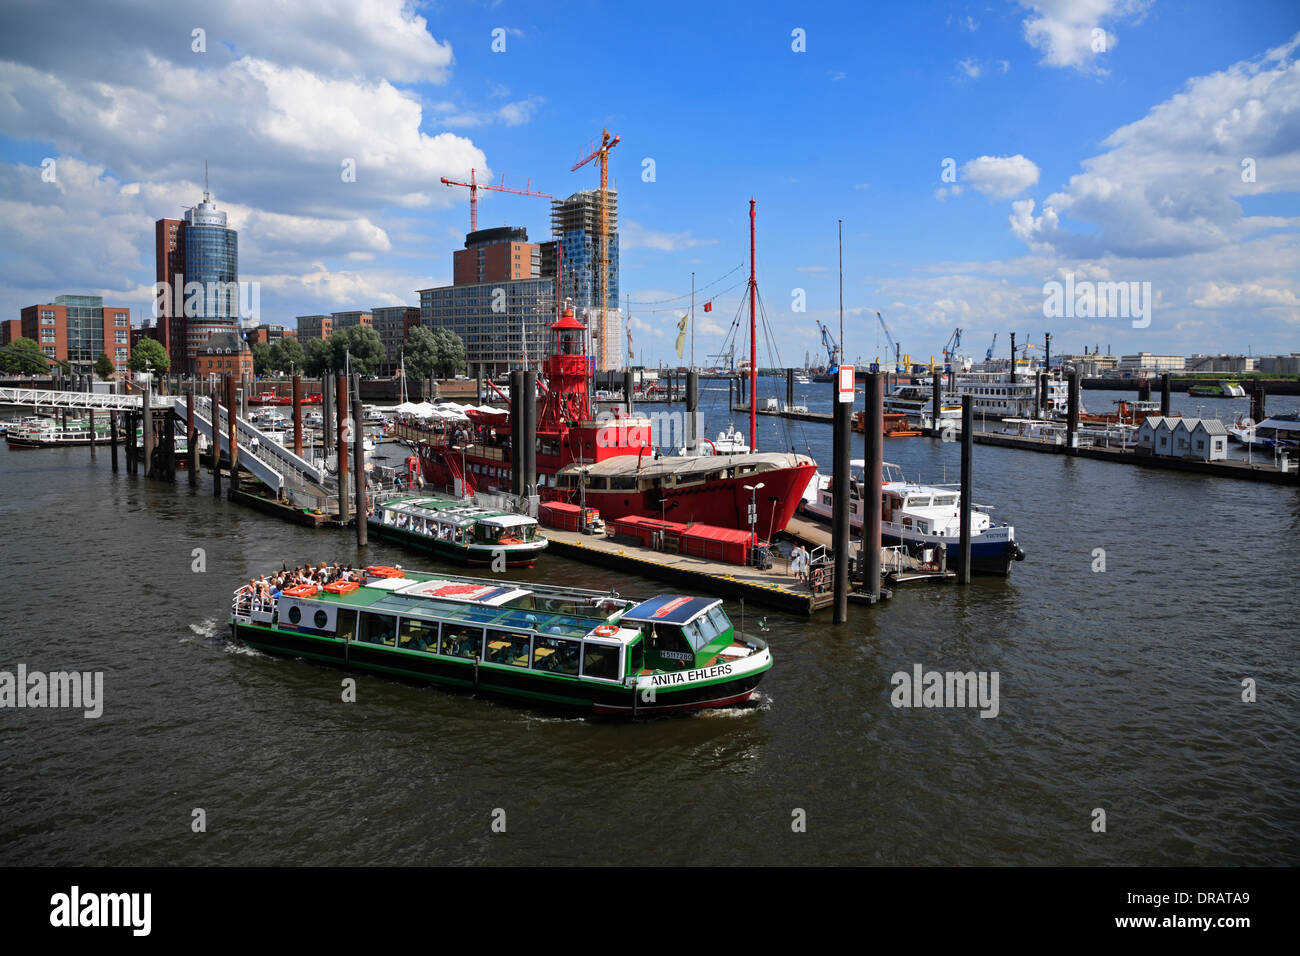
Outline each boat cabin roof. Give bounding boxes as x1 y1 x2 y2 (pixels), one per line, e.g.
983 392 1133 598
382 496 535 528
621 594 721 626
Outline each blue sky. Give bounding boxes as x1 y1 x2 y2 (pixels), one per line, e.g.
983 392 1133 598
1 0 1298 367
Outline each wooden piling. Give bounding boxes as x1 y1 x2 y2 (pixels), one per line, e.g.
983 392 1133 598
292 374 303 457
1066 371 1080 453
522 369 537 499
959 395 973 586
1160 372 1171 418
226 373 239 497
336 372 349 524
110 411 119 473
832 381 851 623
187 387 197 485
141 387 153 477
211 385 222 497
862 372 883 599
352 373 367 547
88 408 96 459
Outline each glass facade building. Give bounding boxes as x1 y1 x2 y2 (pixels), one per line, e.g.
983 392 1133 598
54 294 104 366
419 278 556 378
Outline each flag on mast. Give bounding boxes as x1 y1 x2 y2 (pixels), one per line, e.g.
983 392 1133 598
675 313 688 360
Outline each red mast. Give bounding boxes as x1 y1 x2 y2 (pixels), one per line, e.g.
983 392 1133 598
749 199 757 452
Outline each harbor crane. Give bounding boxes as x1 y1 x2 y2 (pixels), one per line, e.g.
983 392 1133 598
572 128 620 371
942 327 963 372
985 332 998 362
440 168 552 233
876 311 902 373
815 319 841 372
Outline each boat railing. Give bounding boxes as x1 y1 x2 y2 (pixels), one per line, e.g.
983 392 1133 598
231 586 276 624
881 545 908 575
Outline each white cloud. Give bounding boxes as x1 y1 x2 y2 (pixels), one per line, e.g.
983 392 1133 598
1017 0 1151 73
957 58 983 79
621 221 719 252
962 155 1041 199
1008 35 1300 258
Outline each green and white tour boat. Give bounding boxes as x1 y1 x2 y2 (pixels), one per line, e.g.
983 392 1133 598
230 567 771 715
372 493 548 567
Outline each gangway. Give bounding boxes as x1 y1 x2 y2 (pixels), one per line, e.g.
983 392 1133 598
0 386 177 411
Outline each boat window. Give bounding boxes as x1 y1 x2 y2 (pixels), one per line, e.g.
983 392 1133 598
682 619 712 652
439 623 482 659
627 638 644 676
533 636 580 675
360 612 397 646
610 475 636 490
933 494 957 507
336 609 357 642
581 643 621 681
485 629 531 667
287 604 302 625
705 604 732 638
399 618 438 652
648 624 692 658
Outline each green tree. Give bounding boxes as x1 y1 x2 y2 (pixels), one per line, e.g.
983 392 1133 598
402 325 439 381
128 337 171 374
1 336 47 374
271 335 305 374
328 325 385 375
94 352 116 380
302 337 332 377
251 341 273 377
432 327 466 378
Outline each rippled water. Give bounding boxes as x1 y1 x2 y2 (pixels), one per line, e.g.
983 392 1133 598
1 386 1296 865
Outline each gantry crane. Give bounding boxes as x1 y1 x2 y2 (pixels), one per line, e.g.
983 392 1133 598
985 332 998 362
440 169 552 233
572 129 620 370
815 319 841 372
876 311 902 373
942 327 963 372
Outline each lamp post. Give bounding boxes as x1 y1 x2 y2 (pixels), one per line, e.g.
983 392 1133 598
743 482 765 547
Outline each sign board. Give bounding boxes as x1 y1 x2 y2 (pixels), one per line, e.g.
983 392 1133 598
837 365 855 403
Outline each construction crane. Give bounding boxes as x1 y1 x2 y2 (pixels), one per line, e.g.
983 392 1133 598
985 332 998 362
815 320 841 372
440 168 552 233
942 327 963 372
876 311 902 373
572 129 620 370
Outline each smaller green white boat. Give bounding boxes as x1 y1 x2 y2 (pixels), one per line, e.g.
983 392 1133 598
372 494 548 567
1188 380 1246 398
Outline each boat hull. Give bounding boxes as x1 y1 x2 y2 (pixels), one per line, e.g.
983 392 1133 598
232 621 767 716
368 521 545 567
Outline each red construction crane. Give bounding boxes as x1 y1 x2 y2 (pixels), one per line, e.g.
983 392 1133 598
571 129 620 369
440 168 552 232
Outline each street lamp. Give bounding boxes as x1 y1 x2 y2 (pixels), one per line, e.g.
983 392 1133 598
743 482 765 546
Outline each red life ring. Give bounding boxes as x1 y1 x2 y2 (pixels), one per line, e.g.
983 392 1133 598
810 567 826 591
593 624 619 637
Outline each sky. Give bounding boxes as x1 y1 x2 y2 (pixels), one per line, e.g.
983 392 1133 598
1 0 1298 368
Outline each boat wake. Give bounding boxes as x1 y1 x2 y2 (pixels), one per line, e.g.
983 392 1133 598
700 692 771 718
183 619 221 642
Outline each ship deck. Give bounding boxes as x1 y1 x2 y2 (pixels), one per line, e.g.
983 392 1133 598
539 526 835 616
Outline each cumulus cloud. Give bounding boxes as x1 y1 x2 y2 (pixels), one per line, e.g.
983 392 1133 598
957 58 983 79
963 155 1041 198
1017 0 1150 73
1007 34 1300 258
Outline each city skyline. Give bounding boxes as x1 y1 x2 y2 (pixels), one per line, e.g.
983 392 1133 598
0 0 1297 369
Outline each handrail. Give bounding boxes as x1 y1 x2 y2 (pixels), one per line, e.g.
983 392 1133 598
0 386 178 410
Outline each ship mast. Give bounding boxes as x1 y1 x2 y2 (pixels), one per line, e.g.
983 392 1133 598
748 199 758 452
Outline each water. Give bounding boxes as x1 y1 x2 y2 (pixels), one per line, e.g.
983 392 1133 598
1 395 1297 865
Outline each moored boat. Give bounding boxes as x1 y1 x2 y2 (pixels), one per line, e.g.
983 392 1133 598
229 567 772 715
372 493 548 566
800 462 1025 575
1188 380 1247 398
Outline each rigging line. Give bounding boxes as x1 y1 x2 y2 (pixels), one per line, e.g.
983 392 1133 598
627 262 745 306
628 277 751 314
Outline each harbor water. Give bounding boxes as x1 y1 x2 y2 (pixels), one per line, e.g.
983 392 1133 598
1 384 1297 865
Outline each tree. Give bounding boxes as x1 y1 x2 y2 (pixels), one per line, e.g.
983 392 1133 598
403 325 439 381
251 341 273 377
328 325 385 375
431 327 466 379
94 352 116 380
302 337 332 377
128 337 171 374
271 335 305 374
1 336 47 374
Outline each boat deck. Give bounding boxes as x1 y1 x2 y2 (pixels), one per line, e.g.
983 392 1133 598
539 526 834 616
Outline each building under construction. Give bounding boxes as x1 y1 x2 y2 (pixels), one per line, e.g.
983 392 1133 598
551 189 622 370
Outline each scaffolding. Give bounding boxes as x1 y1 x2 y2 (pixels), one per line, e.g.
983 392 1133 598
551 190 620 369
